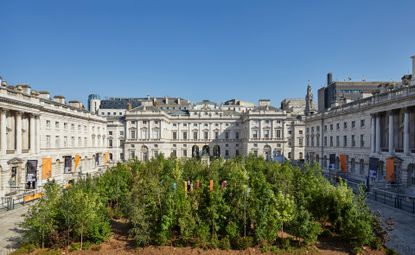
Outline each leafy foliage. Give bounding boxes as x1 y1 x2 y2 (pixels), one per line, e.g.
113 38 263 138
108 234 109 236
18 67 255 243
21 156 378 251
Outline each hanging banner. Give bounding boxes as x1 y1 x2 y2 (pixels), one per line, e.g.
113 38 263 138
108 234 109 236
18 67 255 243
329 154 336 170
386 158 395 182
369 157 379 178
339 154 347 173
41 158 52 180
209 180 213 191
27 160 38 189
74 154 81 172
104 151 109 165
64 156 72 173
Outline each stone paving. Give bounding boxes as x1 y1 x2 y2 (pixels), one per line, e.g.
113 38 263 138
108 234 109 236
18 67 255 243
0 205 28 255
367 199 415 255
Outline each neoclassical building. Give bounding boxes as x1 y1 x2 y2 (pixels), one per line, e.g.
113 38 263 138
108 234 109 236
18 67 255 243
91 96 306 163
0 82 108 198
305 55 415 195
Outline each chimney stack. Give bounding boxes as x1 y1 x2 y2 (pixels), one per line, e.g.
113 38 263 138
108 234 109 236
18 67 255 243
327 73 333 86
53 95 65 104
38 91 50 99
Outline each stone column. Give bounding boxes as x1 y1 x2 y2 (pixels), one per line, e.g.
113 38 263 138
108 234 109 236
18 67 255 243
36 116 41 153
0 109 6 155
376 115 381 153
371 115 376 153
404 109 409 154
29 115 36 153
388 111 394 154
16 112 22 154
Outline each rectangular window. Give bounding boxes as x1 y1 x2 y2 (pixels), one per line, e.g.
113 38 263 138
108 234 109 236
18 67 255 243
343 122 347 129
204 131 208 140
193 131 198 140
172 131 177 140
324 136 327 146
182 131 187 140
351 121 356 128
252 130 258 139
264 130 270 139
183 149 187 157
360 134 364 147
235 131 239 139
360 119 365 127
276 129 281 138
109 139 113 148
343 135 347 147
225 131 230 139
352 135 356 147
55 136 60 148
215 131 219 139
336 136 339 147
330 136 333 147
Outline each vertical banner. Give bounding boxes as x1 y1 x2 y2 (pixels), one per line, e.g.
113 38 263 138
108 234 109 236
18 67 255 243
329 154 336 170
209 180 213 191
104 151 109 165
41 158 52 180
369 157 379 178
386 158 395 182
339 154 347 173
27 160 38 189
74 154 81 172
64 156 72 173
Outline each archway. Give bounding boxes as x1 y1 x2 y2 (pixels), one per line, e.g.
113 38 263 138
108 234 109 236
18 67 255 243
192 145 200 158
213 145 220 158
141 145 149 161
202 145 210 156
263 145 271 160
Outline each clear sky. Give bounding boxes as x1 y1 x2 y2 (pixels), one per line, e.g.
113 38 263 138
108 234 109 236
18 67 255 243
1 0 414 106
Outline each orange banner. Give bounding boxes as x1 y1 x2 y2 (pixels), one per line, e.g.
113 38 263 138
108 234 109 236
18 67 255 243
104 151 109 165
386 158 395 182
210 180 213 191
339 154 347 173
74 154 81 171
42 158 52 180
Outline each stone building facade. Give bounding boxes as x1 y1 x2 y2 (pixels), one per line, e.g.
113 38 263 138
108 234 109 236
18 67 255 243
305 55 415 195
91 96 306 163
0 82 108 198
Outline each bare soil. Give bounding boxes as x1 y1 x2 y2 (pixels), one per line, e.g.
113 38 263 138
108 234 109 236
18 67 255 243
23 219 388 255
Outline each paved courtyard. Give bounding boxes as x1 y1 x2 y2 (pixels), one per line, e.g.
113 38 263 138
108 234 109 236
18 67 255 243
0 205 28 255
367 199 415 255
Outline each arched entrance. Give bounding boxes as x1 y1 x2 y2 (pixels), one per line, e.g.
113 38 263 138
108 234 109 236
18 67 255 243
141 145 149 161
202 145 210 156
213 145 220 158
192 145 200 158
263 145 271 160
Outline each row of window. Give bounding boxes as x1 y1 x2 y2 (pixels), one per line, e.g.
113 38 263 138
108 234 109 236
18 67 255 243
45 120 103 133
307 134 365 148
307 119 366 133
44 135 105 148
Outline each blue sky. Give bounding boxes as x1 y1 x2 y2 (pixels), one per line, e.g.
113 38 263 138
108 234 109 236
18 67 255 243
1 0 414 106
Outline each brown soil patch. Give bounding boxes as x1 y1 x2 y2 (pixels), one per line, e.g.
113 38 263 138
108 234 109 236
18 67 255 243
21 219 388 255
